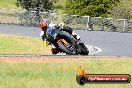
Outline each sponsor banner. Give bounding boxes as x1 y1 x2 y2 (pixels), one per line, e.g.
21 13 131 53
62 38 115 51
76 66 131 85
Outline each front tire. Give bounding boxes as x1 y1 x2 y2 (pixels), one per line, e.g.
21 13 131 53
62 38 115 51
57 31 77 55
78 43 89 55
58 42 76 55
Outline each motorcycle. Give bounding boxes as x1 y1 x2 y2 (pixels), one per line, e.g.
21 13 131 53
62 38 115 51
51 29 89 55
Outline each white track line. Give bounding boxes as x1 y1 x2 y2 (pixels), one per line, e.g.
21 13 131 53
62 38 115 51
0 45 102 57
86 45 102 55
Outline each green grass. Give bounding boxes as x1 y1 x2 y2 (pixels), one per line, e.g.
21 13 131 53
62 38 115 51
0 0 18 9
0 34 51 54
0 58 132 88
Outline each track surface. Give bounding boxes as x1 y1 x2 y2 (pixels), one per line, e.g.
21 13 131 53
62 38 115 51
0 24 132 56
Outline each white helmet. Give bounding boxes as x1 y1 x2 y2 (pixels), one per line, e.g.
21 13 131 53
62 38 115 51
59 23 65 27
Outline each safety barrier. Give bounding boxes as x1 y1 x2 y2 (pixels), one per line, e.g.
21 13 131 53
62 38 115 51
0 8 131 32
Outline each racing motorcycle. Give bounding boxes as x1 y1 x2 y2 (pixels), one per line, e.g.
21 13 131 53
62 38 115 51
52 29 89 55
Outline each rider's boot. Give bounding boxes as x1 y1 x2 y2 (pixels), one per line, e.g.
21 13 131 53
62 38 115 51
51 48 60 54
51 44 60 54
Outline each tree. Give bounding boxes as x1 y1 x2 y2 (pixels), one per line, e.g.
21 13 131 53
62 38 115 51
110 1 132 19
16 0 53 11
16 0 53 26
65 0 120 17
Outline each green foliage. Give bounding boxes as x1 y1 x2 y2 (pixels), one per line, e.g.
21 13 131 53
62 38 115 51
16 0 53 11
65 0 120 17
52 0 66 13
110 0 132 19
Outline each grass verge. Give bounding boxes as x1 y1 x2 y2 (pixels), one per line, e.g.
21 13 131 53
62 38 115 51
0 57 132 88
0 0 18 9
0 34 51 54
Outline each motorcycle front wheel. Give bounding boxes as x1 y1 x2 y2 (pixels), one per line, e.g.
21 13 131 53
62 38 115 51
57 31 77 55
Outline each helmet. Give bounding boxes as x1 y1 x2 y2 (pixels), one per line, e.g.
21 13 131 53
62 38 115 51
39 20 48 29
59 23 65 27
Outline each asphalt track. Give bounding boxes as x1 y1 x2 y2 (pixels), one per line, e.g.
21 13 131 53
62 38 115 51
0 24 132 56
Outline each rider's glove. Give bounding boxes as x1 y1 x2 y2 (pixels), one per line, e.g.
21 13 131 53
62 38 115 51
43 39 49 46
76 35 80 42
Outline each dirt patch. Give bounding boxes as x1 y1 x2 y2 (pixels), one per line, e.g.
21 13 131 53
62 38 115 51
0 57 69 63
0 56 132 63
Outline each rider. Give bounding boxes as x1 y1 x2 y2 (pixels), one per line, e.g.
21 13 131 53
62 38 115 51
39 20 80 54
